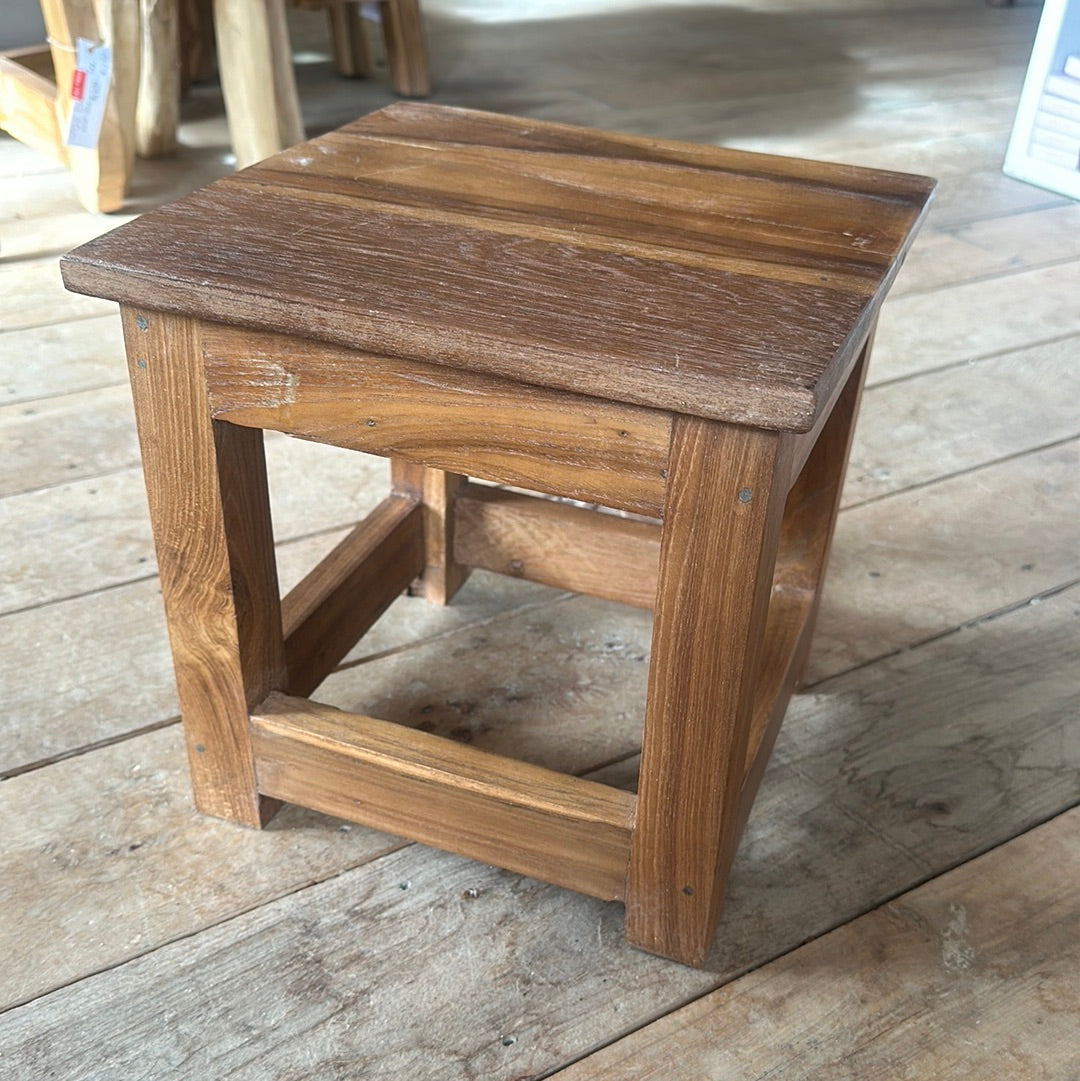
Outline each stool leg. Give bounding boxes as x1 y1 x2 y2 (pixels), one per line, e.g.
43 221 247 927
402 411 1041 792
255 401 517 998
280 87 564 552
626 416 790 966
121 308 286 827
379 0 431 97
391 460 469 604
135 0 180 158
266 0 305 147
781 332 872 688
213 0 303 167
327 1 372 78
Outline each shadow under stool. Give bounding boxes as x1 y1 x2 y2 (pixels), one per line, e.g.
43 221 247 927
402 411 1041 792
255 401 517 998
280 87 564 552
62 103 934 967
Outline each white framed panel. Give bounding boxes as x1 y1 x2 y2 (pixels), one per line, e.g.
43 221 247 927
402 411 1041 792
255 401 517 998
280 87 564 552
1004 0 1080 200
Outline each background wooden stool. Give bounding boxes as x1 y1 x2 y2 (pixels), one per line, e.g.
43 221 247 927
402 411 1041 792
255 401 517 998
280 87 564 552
0 0 430 210
295 0 431 98
61 103 933 966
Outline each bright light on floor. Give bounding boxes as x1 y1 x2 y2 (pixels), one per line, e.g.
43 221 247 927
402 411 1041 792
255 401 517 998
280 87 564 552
426 0 729 24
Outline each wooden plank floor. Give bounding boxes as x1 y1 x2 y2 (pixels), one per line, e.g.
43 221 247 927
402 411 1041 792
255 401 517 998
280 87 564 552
1 1 1077 1076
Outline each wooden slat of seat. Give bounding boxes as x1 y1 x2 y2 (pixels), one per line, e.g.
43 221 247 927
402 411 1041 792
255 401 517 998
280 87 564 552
251 692 637 901
255 133 920 275
349 102 939 203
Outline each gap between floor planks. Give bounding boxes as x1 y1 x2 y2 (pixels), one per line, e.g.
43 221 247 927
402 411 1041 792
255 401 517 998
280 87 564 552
6 324 1076 615
3 434 1076 777
0 582 1074 1051
549 805 1080 1081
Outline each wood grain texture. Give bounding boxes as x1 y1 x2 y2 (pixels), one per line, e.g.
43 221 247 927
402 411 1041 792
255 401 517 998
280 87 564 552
282 494 424 696
454 484 661 609
103 0 142 172
1 313 126 402
555 809 1080 1080
785 586 1080 868
252 692 636 900
780 322 869 488
0 562 557 778
120 306 281 825
213 418 286 712
304 589 653 778
0 382 139 496
1 186 134 262
0 724 407 1012
871 261 1080 384
627 418 792 965
891 203 1080 297
736 582 814 819
6 431 1069 782
203 324 671 516
61 103 934 432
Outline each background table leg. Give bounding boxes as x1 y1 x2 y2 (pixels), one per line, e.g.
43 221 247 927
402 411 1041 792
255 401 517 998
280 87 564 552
213 0 303 168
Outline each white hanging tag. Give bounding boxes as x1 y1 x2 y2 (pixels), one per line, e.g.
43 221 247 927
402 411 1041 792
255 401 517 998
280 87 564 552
64 38 112 149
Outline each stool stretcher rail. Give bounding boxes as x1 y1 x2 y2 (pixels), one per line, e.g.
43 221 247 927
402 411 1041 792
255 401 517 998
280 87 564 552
252 692 636 901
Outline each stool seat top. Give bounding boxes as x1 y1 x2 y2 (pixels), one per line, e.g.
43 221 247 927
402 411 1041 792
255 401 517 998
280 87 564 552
62 103 933 431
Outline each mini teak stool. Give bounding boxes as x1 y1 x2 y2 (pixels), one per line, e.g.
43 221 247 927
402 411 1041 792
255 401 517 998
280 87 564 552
63 104 933 967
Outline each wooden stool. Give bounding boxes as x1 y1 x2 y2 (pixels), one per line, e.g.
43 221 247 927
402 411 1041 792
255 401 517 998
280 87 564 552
300 0 432 98
62 104 933 967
